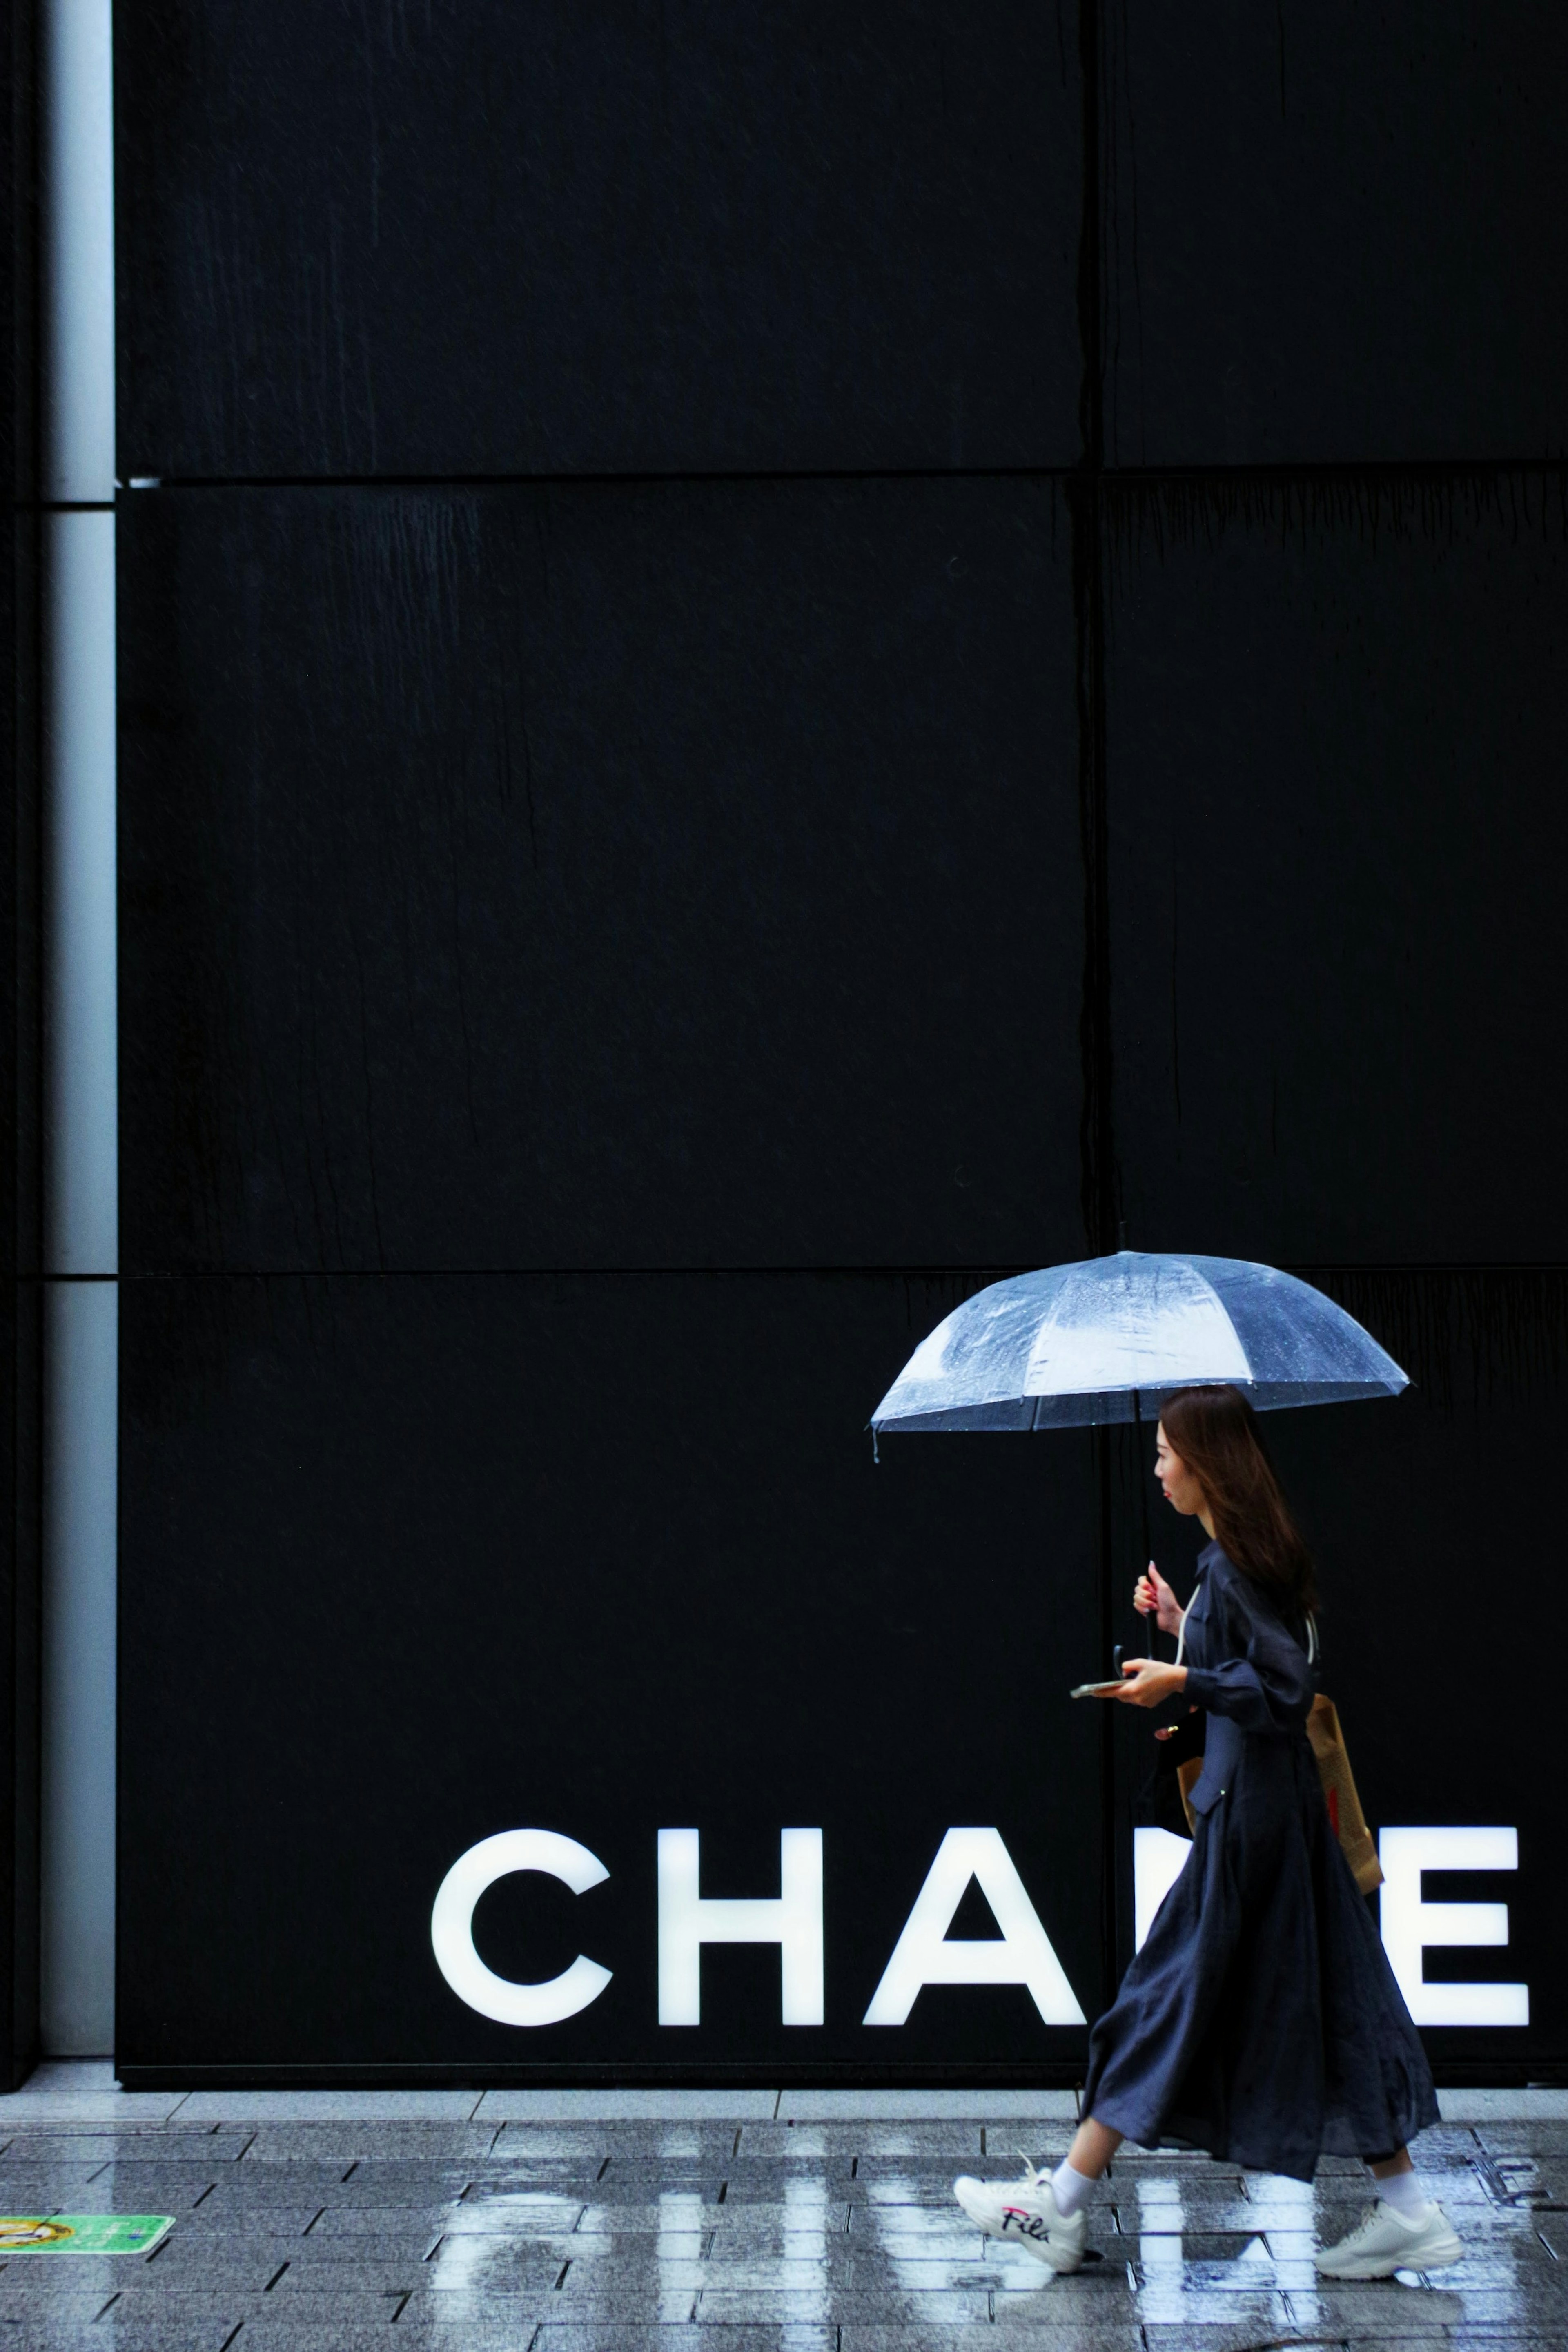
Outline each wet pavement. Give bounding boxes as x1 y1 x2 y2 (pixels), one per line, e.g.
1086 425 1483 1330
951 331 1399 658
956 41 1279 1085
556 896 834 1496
0 2072 1565 2347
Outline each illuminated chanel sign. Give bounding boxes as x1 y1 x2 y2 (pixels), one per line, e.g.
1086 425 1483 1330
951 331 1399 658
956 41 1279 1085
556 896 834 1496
432 1825 1083 2026
434 1821 1529 2032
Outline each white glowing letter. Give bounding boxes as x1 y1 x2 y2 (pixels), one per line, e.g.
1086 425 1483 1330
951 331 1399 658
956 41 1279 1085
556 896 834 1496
1133 1826 1191 1953
1379 1826 1528 2027
862 1827 1087 2025
431 1829 612 2026
657 1828 824 2025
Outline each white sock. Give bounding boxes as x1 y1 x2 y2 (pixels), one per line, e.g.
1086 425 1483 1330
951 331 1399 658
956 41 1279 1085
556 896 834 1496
1375 2167 1428 2220
1050 2158 1096 2218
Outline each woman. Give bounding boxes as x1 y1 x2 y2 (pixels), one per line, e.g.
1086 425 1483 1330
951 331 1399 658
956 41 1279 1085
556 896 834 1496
953 1384 1457 2279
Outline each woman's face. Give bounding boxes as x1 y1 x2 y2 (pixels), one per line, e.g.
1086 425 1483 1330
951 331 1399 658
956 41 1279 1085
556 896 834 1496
1155 1424 1206 1518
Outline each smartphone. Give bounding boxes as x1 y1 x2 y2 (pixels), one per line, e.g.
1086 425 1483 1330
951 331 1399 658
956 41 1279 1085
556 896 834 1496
1069 1680 1125 1699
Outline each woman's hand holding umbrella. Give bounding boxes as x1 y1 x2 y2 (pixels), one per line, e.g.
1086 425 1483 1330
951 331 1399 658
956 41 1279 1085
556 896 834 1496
1133 1562 1184 1635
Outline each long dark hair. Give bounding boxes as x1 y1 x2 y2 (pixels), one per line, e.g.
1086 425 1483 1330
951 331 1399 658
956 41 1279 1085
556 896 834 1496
1159 1384 1318 1614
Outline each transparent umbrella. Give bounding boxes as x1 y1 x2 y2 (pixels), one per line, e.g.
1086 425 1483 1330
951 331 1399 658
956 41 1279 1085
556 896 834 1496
871 1250 1407 1435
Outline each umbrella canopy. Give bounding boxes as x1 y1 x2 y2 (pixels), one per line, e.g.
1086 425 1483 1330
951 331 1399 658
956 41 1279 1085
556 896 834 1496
871 1251 1408 1433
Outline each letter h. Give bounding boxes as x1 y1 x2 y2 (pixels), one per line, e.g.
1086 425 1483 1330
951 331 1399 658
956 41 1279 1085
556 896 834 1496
657 1829 824 2025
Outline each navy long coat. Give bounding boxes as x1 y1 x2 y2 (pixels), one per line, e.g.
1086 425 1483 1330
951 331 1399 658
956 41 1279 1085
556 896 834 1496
1082 1540 1437 2179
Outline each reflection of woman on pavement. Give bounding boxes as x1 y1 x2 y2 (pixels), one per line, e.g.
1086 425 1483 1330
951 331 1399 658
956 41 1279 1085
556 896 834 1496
954 1383 1460 2280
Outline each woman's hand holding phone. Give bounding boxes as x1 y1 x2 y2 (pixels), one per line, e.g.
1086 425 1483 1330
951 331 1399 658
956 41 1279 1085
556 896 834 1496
1109 1658 1189 1709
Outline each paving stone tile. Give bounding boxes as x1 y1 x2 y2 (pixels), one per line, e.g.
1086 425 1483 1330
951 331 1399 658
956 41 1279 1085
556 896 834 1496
477 2090 779 2122
235 2124 500 2163
22 2161 227 2194
1118 2193 1356 2234
287 2165 479 2202
737 2121 988 2158
853 2177 989 2209
424 2239 592 2290
0 2167 114 2203
557 2255 712 2297
1442 2336 1568 2348
1479 2120 1568 2153
426 2194 584 2235
259 2256 438 2296
569 2170 728 2203
109 2283 418 2323
0 2132 252 2165
119 2241 295 2288
176 2092 483 2123
172 2201 330 2234
1441 2092 1568 2123
541 2333 836 2352
185 2177 365 2215
735 2122 938 2150
1287 2277 1499 2328
709 2211 855 2249
847 2202 978 2238
577 2158 727 2190
697 2285 992 2322
307 2205 487 2239
463 2156 611 2181
706 2247 854 2277
396 2288 608 2327
0 2118 202 2138
491 2123 744 2159
150 2230 443 2273
987 2318 1147 2345
841 2332 1018 2351
785 2091 1080 2122
571 2202 725 2235
183 2333 407 2350
0 2282 121 2315
0 2322 240 2352
0 2063 188 2126
1130 2281 1296 2328
1140 2330 1353 2352
443 2126 606 2163
242 2332 828 2352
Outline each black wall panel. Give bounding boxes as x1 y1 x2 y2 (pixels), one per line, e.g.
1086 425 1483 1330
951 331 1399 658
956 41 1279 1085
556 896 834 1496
1104 477 1568 1266
116 0 1083 479
1102 3 1568 466
118 1272 1103 2080
120 477 1082 1275
113 0 1568 2091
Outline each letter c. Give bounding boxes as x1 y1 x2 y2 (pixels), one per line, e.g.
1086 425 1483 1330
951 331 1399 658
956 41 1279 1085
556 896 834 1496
431 1829 613 2025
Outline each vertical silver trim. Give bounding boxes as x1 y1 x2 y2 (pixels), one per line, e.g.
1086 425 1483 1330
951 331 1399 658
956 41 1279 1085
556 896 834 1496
43 511 117 1277
40 1286 118 2055
40 0 118 2056
41 0 115 503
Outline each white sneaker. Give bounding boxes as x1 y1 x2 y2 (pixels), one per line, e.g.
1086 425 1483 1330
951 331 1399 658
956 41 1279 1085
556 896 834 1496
952 2155 1088 2273
1313 2198 1462 2278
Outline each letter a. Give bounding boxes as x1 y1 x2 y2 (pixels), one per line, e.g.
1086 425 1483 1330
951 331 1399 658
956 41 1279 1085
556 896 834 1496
862 1827 1086 2026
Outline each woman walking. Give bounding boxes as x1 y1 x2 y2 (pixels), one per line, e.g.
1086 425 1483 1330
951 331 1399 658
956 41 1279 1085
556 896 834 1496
954 1384 1458 2279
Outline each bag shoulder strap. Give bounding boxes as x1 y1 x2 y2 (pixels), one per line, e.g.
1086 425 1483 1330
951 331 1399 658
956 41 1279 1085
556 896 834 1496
1175 1580 1199 1667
